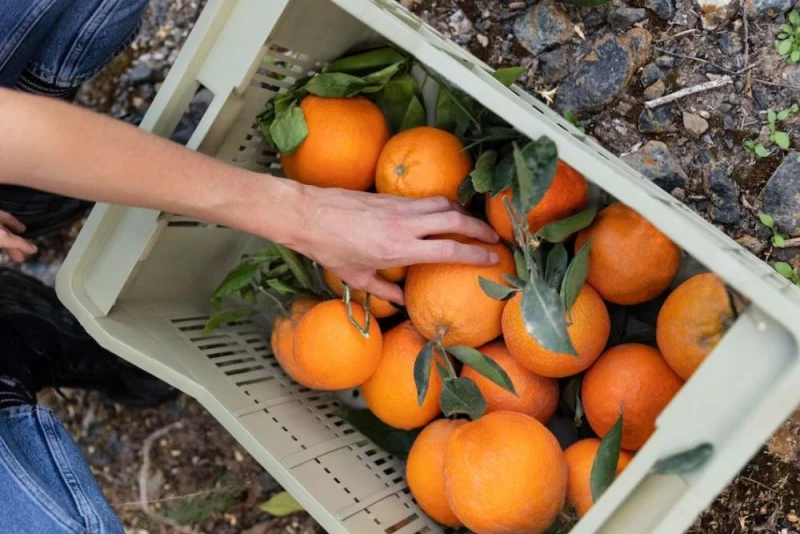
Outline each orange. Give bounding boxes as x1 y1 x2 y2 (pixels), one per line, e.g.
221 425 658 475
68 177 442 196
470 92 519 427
406 419 467 527
460 340 559 423
280 95 389 191
405 239 515 347
270 298 320 383
293 299 383 390
322 269 398 319
564 438 634 517
486 160 589 242
582 343 684 451
375 126 472 203
575 203 681 305
377 265 408 283
656 273 734 380
361 321 445 430
444 411 567 534
502 284 610 378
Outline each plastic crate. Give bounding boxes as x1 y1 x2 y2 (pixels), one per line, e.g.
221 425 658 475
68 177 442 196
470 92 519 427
55 0 800 532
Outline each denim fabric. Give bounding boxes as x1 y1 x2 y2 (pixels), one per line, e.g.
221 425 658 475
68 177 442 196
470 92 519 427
0 405 124 533
0 0 148 88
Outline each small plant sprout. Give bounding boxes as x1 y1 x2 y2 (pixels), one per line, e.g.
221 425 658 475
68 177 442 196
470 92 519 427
743 139 770 158
775 261 800 285
563 110 585 134
759 213 789 248
745 105 798 156
777 10 800 63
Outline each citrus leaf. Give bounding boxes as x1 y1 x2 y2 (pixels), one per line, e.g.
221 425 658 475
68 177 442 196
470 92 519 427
512 142 533 215
754 143 770 157
512 139 559 215
590 410 623 502
447 346 516 394
304 72 368 97
522 278 577 356
463 127 520 150
249 245 284 263
270 103 308 155
434 85 456 131
478 276 517 301
399 95 426 131
440 377 487 420
514 249 527 280
413 341 435 405
204 308 256 335
242 286 257 304
561 376 584 426
383 74 420 132
458 176 477 205
211 262 259 301
339 409 421 460
504 273 526 288
275 245 312 289
774 233 787 247
779 38 793 56
772 131 791 150
259 491 304 517
651 443 714 475
545 244 569 289
759 213 776 228
492 66 527 87
324 48 406 73
537 207 598 243
768 110 777 124
561 239 592 313
775 261 796 278
436 360 450 379
361 61 405 87
266 278 299 295
471 150 498 193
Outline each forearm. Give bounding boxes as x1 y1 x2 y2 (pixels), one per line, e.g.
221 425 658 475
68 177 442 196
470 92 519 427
0 88 306 247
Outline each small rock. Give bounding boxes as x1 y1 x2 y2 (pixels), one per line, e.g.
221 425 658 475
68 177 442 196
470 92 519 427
718 103 734 113
639 106 675 133
699 110 711 119
622 140 689 191
744 0 793 18
555 28 653 114
671 187 687 201
124 63 158 87
753 88 771 109
783 64 800 86
656 55 677 68
608 7 648 29
583 10 606 29
737 234 769 255
538 45 582 84
788 513 800 524
705 168 741 224
258 472 281 493
476 33 490 47
723 115 736 130
757 152 800 236
644 79 667 100
718 32 744 55
683 112 710 137
757 125 773 147
513 0 573 55
449 9 474 36
695 0 738 29
645 0 677 19
641 63 666 87
509 1 527 9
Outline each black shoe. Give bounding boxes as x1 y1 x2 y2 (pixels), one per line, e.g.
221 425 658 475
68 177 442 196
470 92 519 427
0 186 92 239
0 269 179 406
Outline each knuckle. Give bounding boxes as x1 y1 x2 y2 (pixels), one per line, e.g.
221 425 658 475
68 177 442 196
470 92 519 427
444 211 464 229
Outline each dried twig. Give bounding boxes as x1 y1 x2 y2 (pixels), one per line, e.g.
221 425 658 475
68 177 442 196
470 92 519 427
114 485 242 508
655 28 698 43
782 237 800 248
742 1 752 95
653 46 735 75
645 76 733 109
752 78 800 91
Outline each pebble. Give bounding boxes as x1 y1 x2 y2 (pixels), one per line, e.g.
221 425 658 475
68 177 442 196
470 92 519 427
644 79 666 100
641 63 666 87
672 187 687 201
124 62 159 87
757 152 800 236
695 0 739 29
622 140 689 191
513 0 574 55
723 115 736 130
699 110 711 119
744 0 794 18
737 234 769 255
783 64 800 86
656 55 677 68
639 106 675 133
583 10 606 29
718 32 744 55
705 168 741 224
645 0 677 19
607 7 648 29
538 45 582 84
476 33 490 47
684 112 710 137
449 9 474 37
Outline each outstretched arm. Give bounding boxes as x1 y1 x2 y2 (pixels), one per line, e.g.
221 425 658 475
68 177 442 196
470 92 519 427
0 88 498 302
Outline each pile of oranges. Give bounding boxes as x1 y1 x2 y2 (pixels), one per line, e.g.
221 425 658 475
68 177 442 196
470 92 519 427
267 95 734 533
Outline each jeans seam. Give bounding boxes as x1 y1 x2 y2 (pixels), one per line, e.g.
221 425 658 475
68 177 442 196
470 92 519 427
0 407 84 533
0 0 59 74
37 408 102 533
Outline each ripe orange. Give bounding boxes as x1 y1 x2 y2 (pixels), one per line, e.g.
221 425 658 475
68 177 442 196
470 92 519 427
270 298 320 383
575 203 681 305
377 265 408 283
322 269 398 319
502 284 611 378
564 438 634 517
405 240 515 347
406 419 467 527
375 126 472 203
656 273 734 380
444 411 568 534
293 299 383 390
361 321 445 430
460 340 559 423
280 95 389 191
486 160 589 242
582 343 684 451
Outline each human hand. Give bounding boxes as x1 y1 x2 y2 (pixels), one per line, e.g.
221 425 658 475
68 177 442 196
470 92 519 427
0 211 36 262
292 186 500 304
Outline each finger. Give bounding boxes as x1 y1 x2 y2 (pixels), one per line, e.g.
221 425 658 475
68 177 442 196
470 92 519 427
412 239 500 266
0 212 25 234
8 249 25 263
404 196 467 215
0 232 37 256
415 212 499 243
361 276 405 305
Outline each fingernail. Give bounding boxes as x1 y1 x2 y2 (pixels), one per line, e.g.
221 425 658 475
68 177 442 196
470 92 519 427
488 252 499 264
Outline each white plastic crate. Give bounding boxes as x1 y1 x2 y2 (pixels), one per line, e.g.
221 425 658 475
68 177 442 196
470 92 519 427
55 0 800 532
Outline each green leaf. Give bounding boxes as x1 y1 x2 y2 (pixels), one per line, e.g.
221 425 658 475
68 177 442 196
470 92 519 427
471 151 498 193
778 109 791 121
590 410 623 502
512 139 559 215
773 131 791 150
276 245 312 289
779 38 793 56
448 346 516 394
399 95 426 131
463 127 520 151
478 276 517 301
249 246 283 263
458 176 477 205
773 233 787 247
754 144 770 157
204 308 257 335
779 33 789 40
383 74 420 132
413 341 435 405
266 278 299 295
792 49 800 63
538 207 598 243
361 61 405 87
324 48 406 73
339 409 421 460
492 66 527 87
790 9 800 26
435 360 450 380
270 103 309 155
521 278 577 356
242 286 257 304
211 262 259 301
503 273 526 289
514 249 528 280
512 142 533 215
304 73 368 97
545 244 569 289
561 239 592 313
561 376 584 427
434 85 456 131
440 377 487 420
775 261 796 278
782 24 794 34
491 155 515 197
651 443 714 475
758 213 775 228
768 110 777 124
259 491 304 517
